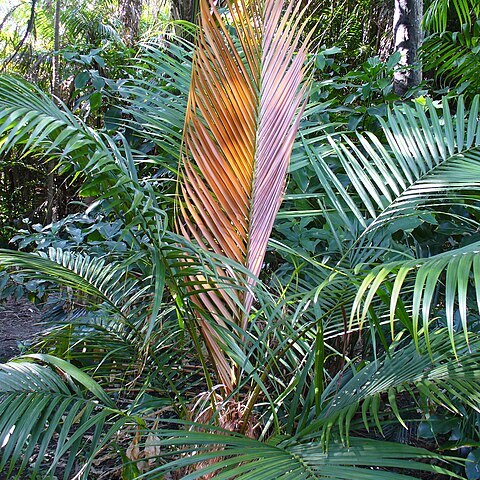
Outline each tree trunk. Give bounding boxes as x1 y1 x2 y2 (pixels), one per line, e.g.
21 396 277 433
375 0 395 61
52 0 60 98
171 0 198 40
393 0 423 96
171 0 202 23
120 0 142 48
171 1 229 41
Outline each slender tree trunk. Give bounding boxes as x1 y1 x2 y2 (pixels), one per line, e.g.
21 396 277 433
0 4 21 33
171 0 199 40
171 0 206 23
52 0 60 97
374 0 395 61
393 0 423 96
120 0 142 48
2 0 36 71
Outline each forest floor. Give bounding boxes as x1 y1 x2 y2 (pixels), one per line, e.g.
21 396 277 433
0 298 41 362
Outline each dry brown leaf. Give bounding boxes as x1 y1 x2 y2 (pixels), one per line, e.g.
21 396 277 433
177 0 313 393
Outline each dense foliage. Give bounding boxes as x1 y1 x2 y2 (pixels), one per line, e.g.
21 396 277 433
0 0 480 479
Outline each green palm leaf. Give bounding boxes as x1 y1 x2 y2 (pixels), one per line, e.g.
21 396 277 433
0 355 126 479
299 330 480 443
424 0 480 33
0 74 157 217
119 40 192 160
353 241 480 350
0 248 135 313
422 21 480 95
312 95 480 249
138 426 455 479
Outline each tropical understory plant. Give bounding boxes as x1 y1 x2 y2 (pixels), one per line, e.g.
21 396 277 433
1 1 480 479
422 20 480 96
421 0 480 97
175 0 313 395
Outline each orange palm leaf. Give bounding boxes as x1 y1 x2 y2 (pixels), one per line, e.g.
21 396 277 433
177 0 313 391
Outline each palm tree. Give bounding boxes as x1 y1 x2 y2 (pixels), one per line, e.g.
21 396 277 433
1 1 480 479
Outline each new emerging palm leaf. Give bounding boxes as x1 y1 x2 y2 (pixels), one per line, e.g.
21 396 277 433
2 2 480 478
176 0 313 392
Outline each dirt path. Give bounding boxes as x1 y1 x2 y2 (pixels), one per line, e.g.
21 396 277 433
0 298 42 362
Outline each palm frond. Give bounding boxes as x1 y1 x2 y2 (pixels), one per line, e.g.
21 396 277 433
0 355 126 479
310 95 480 258
0 74 94 156
119 40 193 160
176 0 313 391
0 75 151 207
0 241 193 352
0 247 136 313
298 330 480 444
422 21 480 95
61 6 122 44
138 426 454 479
34 306 197 406
352 240 480 350
424 0 480 32
0 74 170 248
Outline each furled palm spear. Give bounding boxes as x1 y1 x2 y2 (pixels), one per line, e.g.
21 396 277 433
177 0 312 391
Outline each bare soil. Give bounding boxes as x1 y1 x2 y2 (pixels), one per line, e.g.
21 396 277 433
0 298 42 362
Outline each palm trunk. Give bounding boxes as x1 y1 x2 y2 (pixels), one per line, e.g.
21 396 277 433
393 0 423 96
